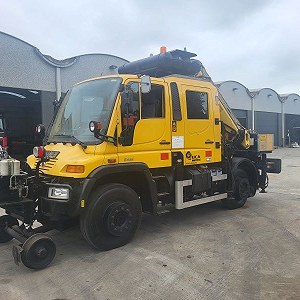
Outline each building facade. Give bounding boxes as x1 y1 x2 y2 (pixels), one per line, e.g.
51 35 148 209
217 81 300 146
0 31 127 156
0 31 299 154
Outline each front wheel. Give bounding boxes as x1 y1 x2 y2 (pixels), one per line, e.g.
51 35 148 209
222 169 250 209
80 184 142 251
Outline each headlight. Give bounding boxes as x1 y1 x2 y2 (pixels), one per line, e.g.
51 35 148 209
89 121 95 132
89 121 102 134
48 187 69 200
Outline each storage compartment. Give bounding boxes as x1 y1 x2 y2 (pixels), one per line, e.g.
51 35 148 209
258 134 274 152
185 167 211 194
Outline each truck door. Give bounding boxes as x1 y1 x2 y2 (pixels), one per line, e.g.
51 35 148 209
182 84 221 165
117 80 171 168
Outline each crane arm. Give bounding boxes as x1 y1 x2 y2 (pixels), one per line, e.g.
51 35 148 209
217 91 251 150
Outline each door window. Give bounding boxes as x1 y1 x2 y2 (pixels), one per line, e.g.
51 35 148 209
141 85 164 119
121 82 140 130
186 91 209 119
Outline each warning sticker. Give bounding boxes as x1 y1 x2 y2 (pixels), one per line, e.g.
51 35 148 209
172 136 184 149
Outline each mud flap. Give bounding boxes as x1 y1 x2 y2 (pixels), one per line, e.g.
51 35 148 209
12 245 23 266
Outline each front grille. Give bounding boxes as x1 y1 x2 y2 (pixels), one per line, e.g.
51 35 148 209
34 158 58 172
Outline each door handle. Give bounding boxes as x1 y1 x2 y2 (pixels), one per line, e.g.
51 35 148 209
205 140 214 144
160 140 171 145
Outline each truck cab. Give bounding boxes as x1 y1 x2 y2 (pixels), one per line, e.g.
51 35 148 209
26 74 227 215
28 75 222 175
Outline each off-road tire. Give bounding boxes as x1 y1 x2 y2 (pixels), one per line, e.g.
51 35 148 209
222 169 250 209
80 183 142 251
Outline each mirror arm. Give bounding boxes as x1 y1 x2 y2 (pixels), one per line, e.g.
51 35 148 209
94 132 117 146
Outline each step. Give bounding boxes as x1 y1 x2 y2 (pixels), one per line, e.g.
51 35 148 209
157 203 175 215
157 192 170 197
152 175 166 180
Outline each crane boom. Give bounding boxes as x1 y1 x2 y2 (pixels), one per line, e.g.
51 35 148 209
217 90 251 150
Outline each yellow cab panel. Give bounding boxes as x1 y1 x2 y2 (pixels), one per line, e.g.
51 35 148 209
27 143 106 178
164 76 222 165
117 77 172 168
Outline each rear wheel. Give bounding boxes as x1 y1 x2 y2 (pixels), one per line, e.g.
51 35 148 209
222 169 250 209
80 184 142 251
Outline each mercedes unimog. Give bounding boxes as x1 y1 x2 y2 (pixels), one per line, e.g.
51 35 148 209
0 48 281 269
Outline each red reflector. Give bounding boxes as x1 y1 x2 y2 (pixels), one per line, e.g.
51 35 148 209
38 147 44 158
0 136 7 148
161 153 169 160
33 146 45 158
205 150 212 157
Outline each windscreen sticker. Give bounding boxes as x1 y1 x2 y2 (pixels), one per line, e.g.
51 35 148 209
172 136 184 149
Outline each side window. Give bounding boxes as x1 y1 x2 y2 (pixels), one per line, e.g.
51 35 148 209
186 91 209 119
141 84 164 119
120 82 140 146
121 82 140 130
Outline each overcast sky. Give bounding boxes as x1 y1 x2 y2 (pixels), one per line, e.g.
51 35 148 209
0 0 299 94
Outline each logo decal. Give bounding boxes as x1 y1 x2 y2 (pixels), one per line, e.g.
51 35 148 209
186 151 200 162
45 151 60 159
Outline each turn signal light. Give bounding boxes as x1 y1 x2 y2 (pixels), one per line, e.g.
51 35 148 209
33 146 46 158
160 46 167 54
66 165 85 173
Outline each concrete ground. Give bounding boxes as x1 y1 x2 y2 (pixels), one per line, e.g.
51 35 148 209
0 148 299 300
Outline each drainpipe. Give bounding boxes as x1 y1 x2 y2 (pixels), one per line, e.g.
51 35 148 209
281 100 285 147
251 97 255 130
55 67 62 101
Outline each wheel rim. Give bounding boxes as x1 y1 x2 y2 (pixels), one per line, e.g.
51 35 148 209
239 179 250 199
34 244 48 258
105 202 134 237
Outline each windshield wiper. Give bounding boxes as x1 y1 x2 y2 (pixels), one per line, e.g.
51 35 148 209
51 134 87 149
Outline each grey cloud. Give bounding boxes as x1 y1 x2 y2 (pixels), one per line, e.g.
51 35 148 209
0 0 299 94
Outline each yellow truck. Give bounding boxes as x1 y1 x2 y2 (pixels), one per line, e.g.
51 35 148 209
0 49 281 269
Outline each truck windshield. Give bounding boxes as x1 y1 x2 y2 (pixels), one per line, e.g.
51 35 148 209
49 78 121 144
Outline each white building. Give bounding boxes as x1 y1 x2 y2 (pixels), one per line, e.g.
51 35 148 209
0 31 127 156
217 81 300 146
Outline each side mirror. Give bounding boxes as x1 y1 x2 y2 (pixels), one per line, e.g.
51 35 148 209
141 75 151 94
35 124 46 140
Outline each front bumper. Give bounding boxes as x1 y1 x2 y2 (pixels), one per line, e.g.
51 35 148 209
38 178 96 220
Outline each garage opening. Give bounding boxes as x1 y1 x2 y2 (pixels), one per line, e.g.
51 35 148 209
0 87 42 160
286 114 300 144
